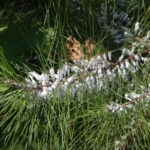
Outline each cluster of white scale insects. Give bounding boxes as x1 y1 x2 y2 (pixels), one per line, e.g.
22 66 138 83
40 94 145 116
23 22 150 113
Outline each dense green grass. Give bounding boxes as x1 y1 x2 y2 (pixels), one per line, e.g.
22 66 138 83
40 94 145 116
0 0 150 149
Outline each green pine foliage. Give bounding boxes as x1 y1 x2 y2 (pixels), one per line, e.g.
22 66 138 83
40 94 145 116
0 0 150 149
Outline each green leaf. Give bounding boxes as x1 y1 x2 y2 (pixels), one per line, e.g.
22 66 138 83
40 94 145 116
0 85 9 92
0 26 8 32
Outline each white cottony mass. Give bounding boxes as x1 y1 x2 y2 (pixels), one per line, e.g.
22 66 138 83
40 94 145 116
22 24 150 116
134 22 140 35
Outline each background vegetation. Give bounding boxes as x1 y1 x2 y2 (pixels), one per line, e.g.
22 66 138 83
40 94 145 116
0 0 150 149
